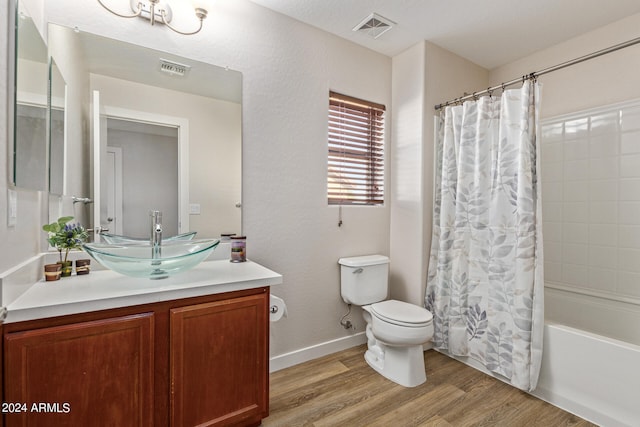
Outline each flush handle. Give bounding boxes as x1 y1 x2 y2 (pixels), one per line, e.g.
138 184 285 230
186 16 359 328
352 268 364 274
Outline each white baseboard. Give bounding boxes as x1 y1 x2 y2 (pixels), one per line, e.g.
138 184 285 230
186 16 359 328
269 332 367 373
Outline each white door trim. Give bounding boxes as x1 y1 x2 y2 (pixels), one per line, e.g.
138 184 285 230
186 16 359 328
105 146 123 235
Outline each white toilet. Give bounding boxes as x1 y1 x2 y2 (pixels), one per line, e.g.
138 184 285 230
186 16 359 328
339 254 433 387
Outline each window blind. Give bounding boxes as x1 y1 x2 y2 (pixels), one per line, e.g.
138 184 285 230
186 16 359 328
328 91 385 205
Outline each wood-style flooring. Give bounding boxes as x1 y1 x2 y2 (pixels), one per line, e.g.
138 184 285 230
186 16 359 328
262 345 596 427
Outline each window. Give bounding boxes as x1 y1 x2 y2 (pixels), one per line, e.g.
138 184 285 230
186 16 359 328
327 91 385 205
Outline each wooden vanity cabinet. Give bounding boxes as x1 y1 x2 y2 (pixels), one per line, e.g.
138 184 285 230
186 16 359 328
2 287 269 427
4 313 155 427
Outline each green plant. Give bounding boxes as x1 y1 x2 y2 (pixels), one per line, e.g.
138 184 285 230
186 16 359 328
43 216 89 263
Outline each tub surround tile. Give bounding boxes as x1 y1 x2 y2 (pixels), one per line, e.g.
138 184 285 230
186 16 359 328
618 201 640 224
620 131 640 154
588 201 617 224
543 222 562 241
620 153 640 177
617 225 640 248
589 134 618 158
544 262 563 282
564 118 589 137
563 139 588 160
564 159 589 181
541 141 564 162
586 267 617 293
561 263 589 286
563 181 588 202
617 271 640 298
543 202 563 222
621 106 640 132
541 161 564 182
590 112 619 135
588 156 618 180
588 180 618 201
588 245 618 270
543 182 563 202
542 102 640 309
563 202 588 223
562 243 588 265
617 248 640 274
619 179 640 200
562 223 588 244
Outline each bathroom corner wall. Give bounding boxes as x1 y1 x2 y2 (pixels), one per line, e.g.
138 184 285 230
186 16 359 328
389 41 487 306
389 42 427 305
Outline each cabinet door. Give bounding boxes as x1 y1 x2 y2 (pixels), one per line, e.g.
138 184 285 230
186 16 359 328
170 292 268 427
4 313 154 427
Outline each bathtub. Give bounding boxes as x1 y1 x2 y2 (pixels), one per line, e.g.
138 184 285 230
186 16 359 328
532 324 640 426
533 287 640 427
443 287 640 426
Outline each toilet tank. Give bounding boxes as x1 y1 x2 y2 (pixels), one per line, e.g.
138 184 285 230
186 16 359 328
338 255 389 305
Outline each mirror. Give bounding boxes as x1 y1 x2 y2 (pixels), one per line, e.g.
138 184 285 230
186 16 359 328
46 23 243 240
13 1 49 191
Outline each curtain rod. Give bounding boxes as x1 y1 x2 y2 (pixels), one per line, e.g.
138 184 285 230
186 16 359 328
434 35 640 110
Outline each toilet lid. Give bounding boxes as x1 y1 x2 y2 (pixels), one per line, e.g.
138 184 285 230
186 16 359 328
371 300 433 327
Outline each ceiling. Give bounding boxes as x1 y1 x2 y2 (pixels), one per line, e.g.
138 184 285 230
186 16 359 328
248 0 640 69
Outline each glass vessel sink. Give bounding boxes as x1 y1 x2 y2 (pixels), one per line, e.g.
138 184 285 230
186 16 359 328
99 231 197 244
82 238 220 279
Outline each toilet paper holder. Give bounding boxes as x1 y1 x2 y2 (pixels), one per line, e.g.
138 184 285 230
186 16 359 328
269 294 287 321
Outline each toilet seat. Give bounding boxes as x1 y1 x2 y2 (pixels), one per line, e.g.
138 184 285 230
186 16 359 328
371 300 433 327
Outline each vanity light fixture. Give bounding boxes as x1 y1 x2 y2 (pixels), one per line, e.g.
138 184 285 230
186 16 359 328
97 0 208 35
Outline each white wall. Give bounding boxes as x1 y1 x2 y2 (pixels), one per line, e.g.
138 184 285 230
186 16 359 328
1 0 392 361
490 13 640 118
389 43 426 305
389 41 488 306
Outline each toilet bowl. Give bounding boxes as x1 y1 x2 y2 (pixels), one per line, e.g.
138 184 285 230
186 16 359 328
362 300 433 387
338 255 434 387
369 300 433 346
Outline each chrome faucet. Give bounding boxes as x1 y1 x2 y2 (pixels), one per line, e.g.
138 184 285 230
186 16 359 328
150 210 163 258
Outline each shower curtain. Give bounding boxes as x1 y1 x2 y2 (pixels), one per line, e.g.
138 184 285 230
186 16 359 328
425 81 544 391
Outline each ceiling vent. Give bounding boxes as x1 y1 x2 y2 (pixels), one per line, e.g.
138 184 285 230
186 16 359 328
159 58 190 77
353 13 395 39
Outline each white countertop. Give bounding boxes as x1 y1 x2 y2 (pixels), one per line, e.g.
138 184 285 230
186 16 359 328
4 259 282 324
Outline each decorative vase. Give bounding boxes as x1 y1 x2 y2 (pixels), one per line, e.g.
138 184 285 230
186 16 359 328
75 259 91 275
59 261 73 277
44 263 62 281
